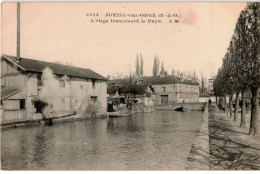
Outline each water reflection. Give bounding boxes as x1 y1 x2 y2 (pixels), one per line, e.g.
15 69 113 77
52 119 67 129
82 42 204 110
1 111 201 170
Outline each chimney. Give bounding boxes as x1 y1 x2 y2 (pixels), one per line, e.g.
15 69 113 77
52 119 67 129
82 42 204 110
16 2 21 62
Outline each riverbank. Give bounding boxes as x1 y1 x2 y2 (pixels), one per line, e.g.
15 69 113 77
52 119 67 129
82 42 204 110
185 106 210 170
1 113 108 129
154 102 207 111
209 107 260 170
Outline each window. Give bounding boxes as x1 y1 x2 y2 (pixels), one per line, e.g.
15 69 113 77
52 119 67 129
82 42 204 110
37 74 43 86
90 96 97 103
162 87 166 92
92 79 96 88
34 100 48 113
20 99 25 109
59 79 65 88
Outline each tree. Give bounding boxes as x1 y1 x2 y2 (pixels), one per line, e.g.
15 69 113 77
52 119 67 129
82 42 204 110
215 2 260 136
172 69 176 76
140 53 144 77
222 52 236 119
135 54 140 76
213 69 224 104
113 73 139 110
153 55 160 76
200 70 205 93
135 53 144 77
193 70 198 81
180 72 183 79
244 3 260 136
177 70 180 78
231 11 249 125
160 62 167 75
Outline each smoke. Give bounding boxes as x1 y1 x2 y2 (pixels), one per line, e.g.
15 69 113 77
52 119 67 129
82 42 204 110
39 67 69 114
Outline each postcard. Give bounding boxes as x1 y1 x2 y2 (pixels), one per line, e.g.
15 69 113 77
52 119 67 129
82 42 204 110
1 1 259 170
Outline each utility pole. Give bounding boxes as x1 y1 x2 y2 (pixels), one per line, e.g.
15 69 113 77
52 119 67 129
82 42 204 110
17 2 20 61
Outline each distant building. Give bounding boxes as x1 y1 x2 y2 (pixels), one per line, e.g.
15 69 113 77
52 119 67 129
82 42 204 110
107 83 154 106
134 84 154 106
142 75 200 105
208 78 215 95
1 55 107 124
199 93 210 103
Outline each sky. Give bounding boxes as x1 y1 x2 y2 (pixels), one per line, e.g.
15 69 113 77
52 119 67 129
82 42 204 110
1 2 246 79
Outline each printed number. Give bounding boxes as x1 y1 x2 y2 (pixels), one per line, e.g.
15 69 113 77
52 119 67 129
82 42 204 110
86 13 99 17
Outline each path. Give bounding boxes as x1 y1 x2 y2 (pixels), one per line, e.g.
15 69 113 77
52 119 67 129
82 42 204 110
209 110 260 170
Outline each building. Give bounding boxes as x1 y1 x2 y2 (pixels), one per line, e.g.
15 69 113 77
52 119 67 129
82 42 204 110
107 83 154 106
208 78 215 95
134 84 154 106
141 75 199 105
1 55 107 123
199 93 210 103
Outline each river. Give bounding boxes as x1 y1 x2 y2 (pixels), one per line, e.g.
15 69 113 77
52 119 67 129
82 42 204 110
1 111 202 170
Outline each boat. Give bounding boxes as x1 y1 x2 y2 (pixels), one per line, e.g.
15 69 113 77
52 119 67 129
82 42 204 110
175 106 185 111
174 105 190 112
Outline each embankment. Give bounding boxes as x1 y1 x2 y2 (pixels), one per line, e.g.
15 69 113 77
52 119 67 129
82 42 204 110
1 111 108 129
185 104 210 170
154 102 207 111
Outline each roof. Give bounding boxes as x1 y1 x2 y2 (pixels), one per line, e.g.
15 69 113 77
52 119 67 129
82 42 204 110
1 87 20 100
142 75 178 85
107 83 154 96
142 75 199 85
121 84 153 95
179 79 200 85
2 55 107 81
135 84 153 95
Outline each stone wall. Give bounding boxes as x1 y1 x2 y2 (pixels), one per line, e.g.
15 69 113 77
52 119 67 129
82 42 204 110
185 105 209 170
154 102 207 111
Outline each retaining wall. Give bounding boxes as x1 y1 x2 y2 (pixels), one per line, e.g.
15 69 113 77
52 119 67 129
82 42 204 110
185 105 210 170
154 102 207 111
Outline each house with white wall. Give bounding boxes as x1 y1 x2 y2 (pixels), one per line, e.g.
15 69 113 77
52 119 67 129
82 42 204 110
1 55 107 124
142 75 200 105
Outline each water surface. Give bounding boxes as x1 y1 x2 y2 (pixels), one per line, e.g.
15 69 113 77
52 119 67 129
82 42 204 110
1 111 201 170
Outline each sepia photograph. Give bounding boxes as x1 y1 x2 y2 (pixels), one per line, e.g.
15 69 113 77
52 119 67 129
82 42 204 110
0 1 259 170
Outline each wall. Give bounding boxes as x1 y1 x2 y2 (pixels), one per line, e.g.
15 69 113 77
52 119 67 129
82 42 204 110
1 59 107 123
70 77 107 113
151 83 199 104
1 74 26 98
154 102 206 111
199 97 209 103
25 73 38 118
177 83 199 103
152 84 178 105
2 110 26 122
2 94 26 123
136 96 153 106
1 60 27 123
1 58 19 74
153 84 177 93
30 72 71 115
